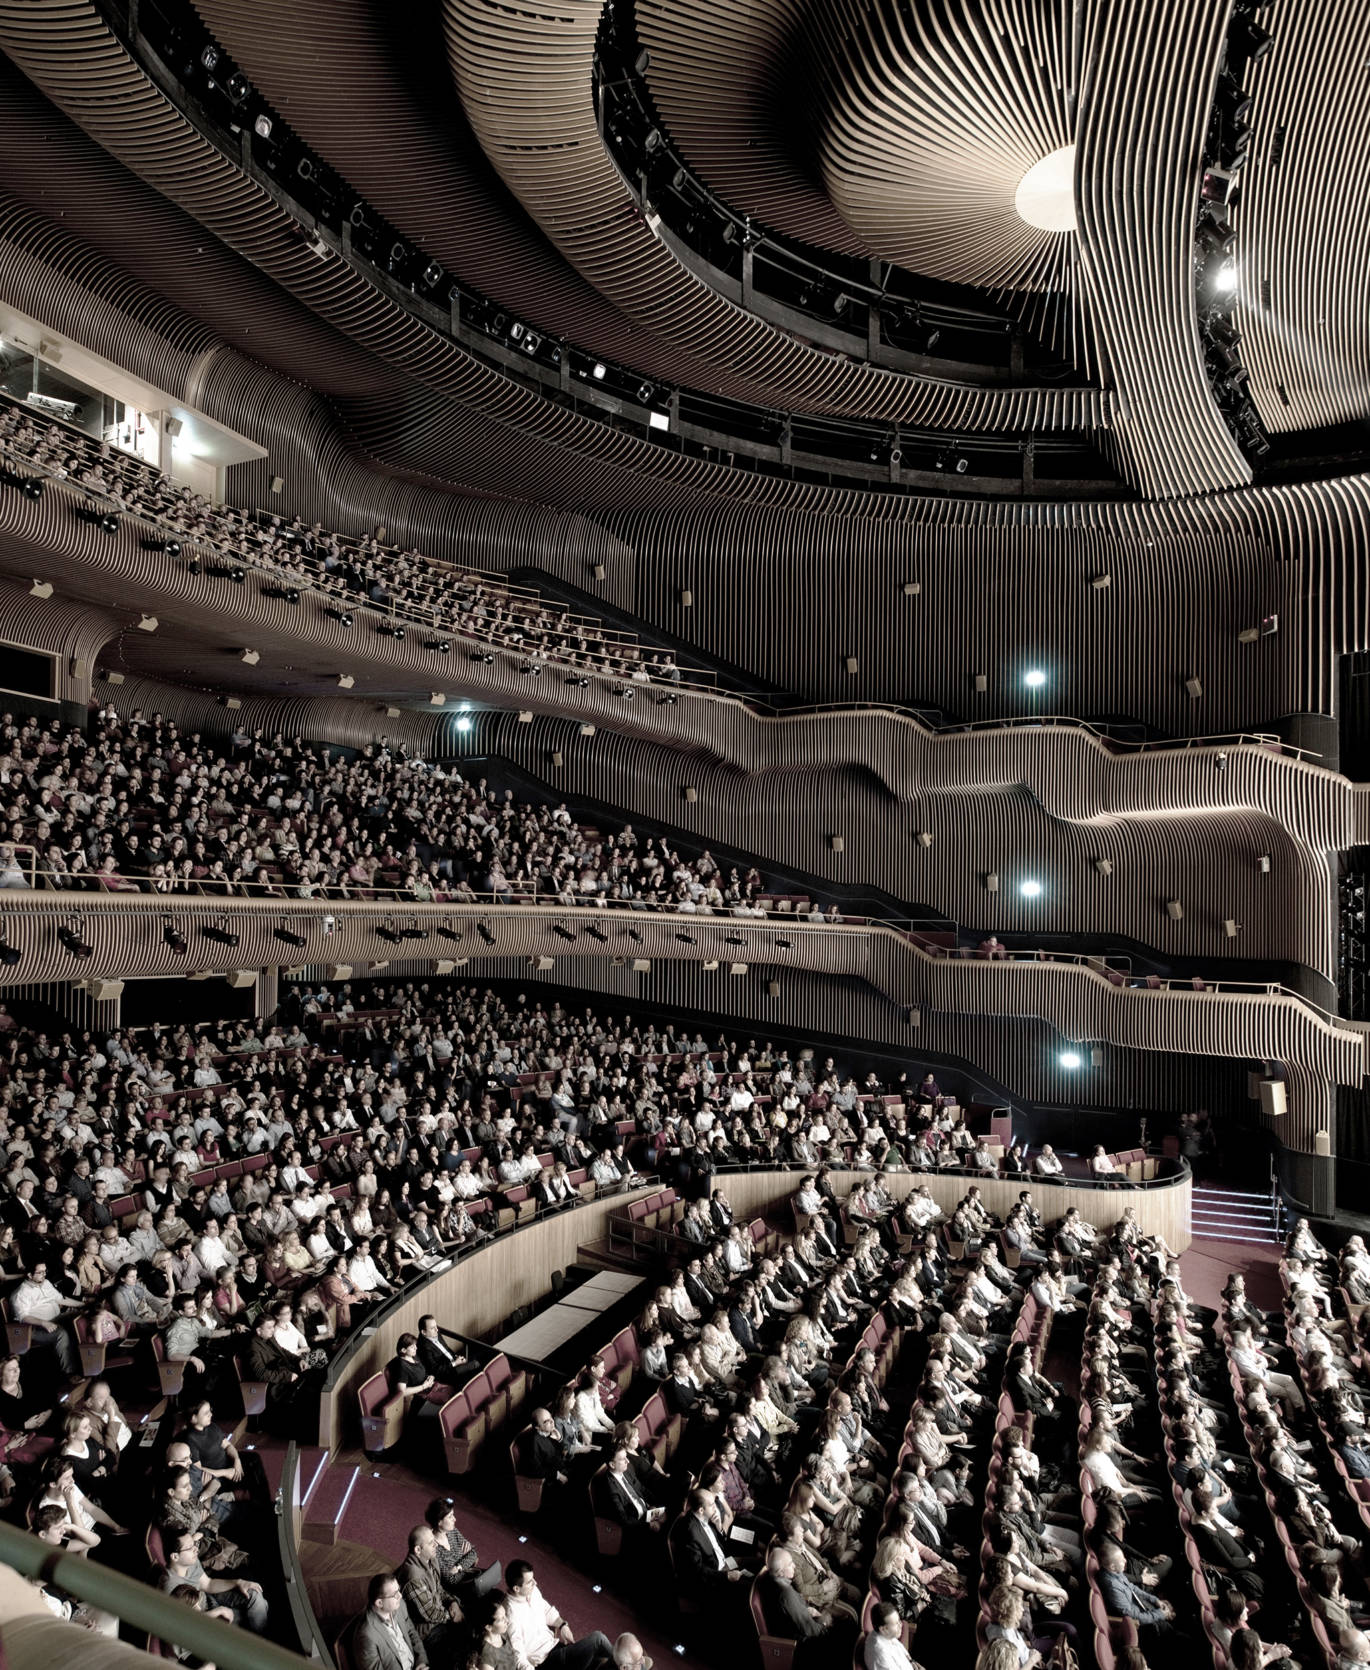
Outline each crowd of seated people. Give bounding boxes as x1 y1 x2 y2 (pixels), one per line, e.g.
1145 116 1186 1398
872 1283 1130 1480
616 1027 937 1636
0 395 693 692
0 964 1203 1668
0 702 788 910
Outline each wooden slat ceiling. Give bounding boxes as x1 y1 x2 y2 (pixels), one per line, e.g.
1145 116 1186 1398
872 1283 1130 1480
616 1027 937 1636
1235 0 1370 438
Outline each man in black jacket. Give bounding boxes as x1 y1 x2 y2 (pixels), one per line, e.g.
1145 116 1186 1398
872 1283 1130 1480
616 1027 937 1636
757 1547 854 1667
522 1407 573 1486
672 1489 745 1605
415 1313 469 1390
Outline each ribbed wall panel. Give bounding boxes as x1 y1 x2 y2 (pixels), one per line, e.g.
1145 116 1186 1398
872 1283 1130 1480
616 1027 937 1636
472 709 1346 975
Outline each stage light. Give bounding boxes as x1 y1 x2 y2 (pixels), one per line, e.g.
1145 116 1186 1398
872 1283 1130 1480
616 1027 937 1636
455 717 472 733
1059 1052 1083 1071
203 921 240 947
1020 879 1043 899
163 919 188 955
477 922 495 945
553 925 576 942
253 114 273 140
1023 668 1047 689
275 924 307 948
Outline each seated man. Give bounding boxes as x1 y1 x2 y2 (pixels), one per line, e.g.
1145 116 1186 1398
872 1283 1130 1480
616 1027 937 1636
503 1558 613 1670
522 1406 575 1487
672 1487 747 1604
159 1525 268 1633
397 1524 463 1665
354 1572 429 1670
757 1546 856 1667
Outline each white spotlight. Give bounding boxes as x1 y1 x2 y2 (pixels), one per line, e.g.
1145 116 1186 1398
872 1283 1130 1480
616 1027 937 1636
1020 879 1043 899
455 717 473 733
1059 1051 1083 1071
1023 668 1047 689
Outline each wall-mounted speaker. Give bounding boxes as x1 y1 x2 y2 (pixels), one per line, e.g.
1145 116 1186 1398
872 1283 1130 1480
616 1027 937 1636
1258 1078 1287 1117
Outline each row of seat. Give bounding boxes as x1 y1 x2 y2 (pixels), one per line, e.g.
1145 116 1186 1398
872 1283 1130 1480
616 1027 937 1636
1217 1305 1343 1670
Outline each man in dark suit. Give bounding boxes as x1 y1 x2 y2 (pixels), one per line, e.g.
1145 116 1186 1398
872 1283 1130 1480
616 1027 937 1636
757 1547 852 1667
354 1572 429 1670
729 1293 760 1358
672 1489 745 1605
597 1445 665 1569
415 1314 468 1391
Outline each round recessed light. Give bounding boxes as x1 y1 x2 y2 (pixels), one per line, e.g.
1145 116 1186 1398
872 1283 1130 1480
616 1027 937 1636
1015 145 1078 233
1059 1051 1083 1070
1020 879 1043 899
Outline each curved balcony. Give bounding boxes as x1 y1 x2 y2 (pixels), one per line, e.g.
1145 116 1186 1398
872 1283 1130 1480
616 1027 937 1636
0 895 1359 1088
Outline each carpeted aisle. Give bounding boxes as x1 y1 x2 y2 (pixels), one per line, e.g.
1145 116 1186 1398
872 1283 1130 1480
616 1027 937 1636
1180 1236 1284 1311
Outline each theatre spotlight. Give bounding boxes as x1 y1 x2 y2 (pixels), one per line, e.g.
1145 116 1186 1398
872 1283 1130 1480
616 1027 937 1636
477 922 496 945
202 919 240 947
585 925 608 943
163 918 188 955
275 924 308 948
552 924 576 942
627 928 644 944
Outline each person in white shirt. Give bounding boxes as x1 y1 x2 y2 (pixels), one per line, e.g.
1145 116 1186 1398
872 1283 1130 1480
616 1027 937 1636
1033 1145 1063 1177
11 1260 78 1373
503 1559 613 1670
865 1600 918 1670
349 1242 392 1296
1229 1326 1306 1413
194 1221 232 1275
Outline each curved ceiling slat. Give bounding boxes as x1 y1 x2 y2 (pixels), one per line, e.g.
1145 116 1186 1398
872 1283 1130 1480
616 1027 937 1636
1072 0 1250 497
440 0 1108 437
1236 0 1370 437
635 0 874 259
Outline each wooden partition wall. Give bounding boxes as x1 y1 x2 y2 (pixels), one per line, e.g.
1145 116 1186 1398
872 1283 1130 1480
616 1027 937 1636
316 1164 1190 1451
317 1184 657 1450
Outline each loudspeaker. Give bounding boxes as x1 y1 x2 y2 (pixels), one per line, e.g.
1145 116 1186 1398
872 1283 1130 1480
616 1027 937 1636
702 960 719 972
225 970 257 989
1258 1079 1287 1117
83 979 124 1002
905 1007 920 1027
631 958 651 973
680 589 693 608
326 965 353 981
985 872 999 893
1091 573 1111 590
1185 677 1203 698
592 564 606 581
517 711 533 723
767 980 780 997
845 656 859 675
165 417 183 438
916 831 933 847
551 751 563 768
902 581 921 596
1166 899 1184 920
683 786 697 802
973 672 987 692
1315 1130 1331 1156
532 955 554 971
1223 919 1240 937
1094 858 1113 875
729 962 748 976
270 475 284 494
830 836 845 853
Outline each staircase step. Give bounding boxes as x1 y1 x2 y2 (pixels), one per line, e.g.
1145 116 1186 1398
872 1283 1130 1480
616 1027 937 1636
1192 1188 1277 1203
302 1462 361 1546
1192 1208 1279 1224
